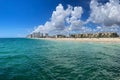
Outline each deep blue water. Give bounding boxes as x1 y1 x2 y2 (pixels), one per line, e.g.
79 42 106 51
0 38 120 80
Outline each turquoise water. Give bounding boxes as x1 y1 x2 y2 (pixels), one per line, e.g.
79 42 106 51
0 38 120 80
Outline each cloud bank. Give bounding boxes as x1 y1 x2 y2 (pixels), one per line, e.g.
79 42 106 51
32 0 120 35
32 4 83 35
88 0 120 26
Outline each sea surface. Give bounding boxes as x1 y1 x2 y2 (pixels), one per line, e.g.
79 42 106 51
0 38 120 80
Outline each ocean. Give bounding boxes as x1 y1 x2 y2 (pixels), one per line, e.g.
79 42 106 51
0 38 120 80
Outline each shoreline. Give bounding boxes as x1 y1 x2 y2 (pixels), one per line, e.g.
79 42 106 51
31 38 120 42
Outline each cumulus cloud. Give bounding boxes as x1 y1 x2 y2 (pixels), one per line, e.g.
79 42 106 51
32 4 83 35
95 24 120 33
88 0 120 26
32 0 120 35
66 7 83 32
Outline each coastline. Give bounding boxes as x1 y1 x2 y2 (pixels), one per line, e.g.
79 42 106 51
32 38 120 42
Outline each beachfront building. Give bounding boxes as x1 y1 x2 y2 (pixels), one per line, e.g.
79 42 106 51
55 35 66 38
27 32 49 38
42 33 49 38
27 32 119 38
70 32 119 38
26 34 32 38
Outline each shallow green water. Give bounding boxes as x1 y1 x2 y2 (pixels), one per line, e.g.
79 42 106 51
0 38 120 80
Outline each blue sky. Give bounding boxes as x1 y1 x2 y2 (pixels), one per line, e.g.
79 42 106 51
1 0 119 37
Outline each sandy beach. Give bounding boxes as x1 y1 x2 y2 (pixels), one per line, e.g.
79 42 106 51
34 38 120 42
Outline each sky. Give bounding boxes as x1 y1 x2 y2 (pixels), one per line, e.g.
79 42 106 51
0 0 120 37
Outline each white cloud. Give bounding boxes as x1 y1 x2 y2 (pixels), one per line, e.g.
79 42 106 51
32 4 83 35
88 0 120 26
67 7 83 32
32 0 120 35
96 24 120 33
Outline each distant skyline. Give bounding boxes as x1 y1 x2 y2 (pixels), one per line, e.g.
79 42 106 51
1 0 120 37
